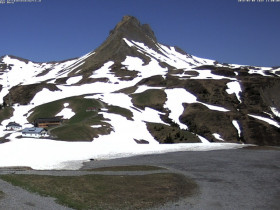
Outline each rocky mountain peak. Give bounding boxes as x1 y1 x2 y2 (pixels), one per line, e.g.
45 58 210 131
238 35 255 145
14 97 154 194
110 16 157 43
110 15 157 42
113 15 141 31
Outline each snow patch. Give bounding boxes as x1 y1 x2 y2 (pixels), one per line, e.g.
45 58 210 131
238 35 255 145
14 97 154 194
1 104 33 127
226 81 242 103
271 107 280 117
232 120 241 137
122 56 168 78
56 103 75 119
248 67 276 77
164 89 195 129
94 112 157 145
90 61 115 81
66 76 83 85
134 85 163 94
212 133 224 141
87 93 168 146
197 135 211 144
248 114 280 128
200 103 230 112
190 70 236 80
91 125 102 128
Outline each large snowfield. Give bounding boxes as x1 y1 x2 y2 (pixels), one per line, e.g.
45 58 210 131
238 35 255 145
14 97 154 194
0 40 278 170
0 133 246 170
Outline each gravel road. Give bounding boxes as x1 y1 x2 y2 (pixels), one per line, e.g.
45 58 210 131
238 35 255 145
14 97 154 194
0 148 279 210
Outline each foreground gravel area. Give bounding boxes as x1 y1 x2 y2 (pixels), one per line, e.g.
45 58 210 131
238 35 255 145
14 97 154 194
0 148 279 209
83 148 280 210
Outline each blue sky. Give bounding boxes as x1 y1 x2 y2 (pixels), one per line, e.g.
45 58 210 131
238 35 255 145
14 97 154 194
0 0 279 66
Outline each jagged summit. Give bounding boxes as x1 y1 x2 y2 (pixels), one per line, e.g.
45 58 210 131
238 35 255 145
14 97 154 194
110 15 157 42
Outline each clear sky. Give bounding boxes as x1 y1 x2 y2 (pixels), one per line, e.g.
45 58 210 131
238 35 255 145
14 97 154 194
0 0 279 67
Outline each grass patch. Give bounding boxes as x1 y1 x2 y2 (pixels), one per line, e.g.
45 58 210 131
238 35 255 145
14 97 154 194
0 190 4 199
0 173 197 210
51 124 96 141
0 107 14 124
50 116 112 141
27 101 63 123
86 165 164 171
131 89 167 110
107 105 133 120
66 97 102 124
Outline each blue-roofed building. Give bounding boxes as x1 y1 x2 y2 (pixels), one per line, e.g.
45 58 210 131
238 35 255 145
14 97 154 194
22 127 48 138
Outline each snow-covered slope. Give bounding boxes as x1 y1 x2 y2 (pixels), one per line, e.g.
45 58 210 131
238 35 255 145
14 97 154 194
0 16 279 169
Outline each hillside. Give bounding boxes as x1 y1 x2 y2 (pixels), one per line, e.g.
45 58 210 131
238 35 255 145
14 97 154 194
0 15 279 153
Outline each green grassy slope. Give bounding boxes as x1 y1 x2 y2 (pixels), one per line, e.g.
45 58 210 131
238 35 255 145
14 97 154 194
28 96 110 141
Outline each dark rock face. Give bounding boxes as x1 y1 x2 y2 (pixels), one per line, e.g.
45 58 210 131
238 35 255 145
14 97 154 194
184 79 239 109
260 79 280 111
180 103 240 143
241 117 280 146
179 75 280 145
